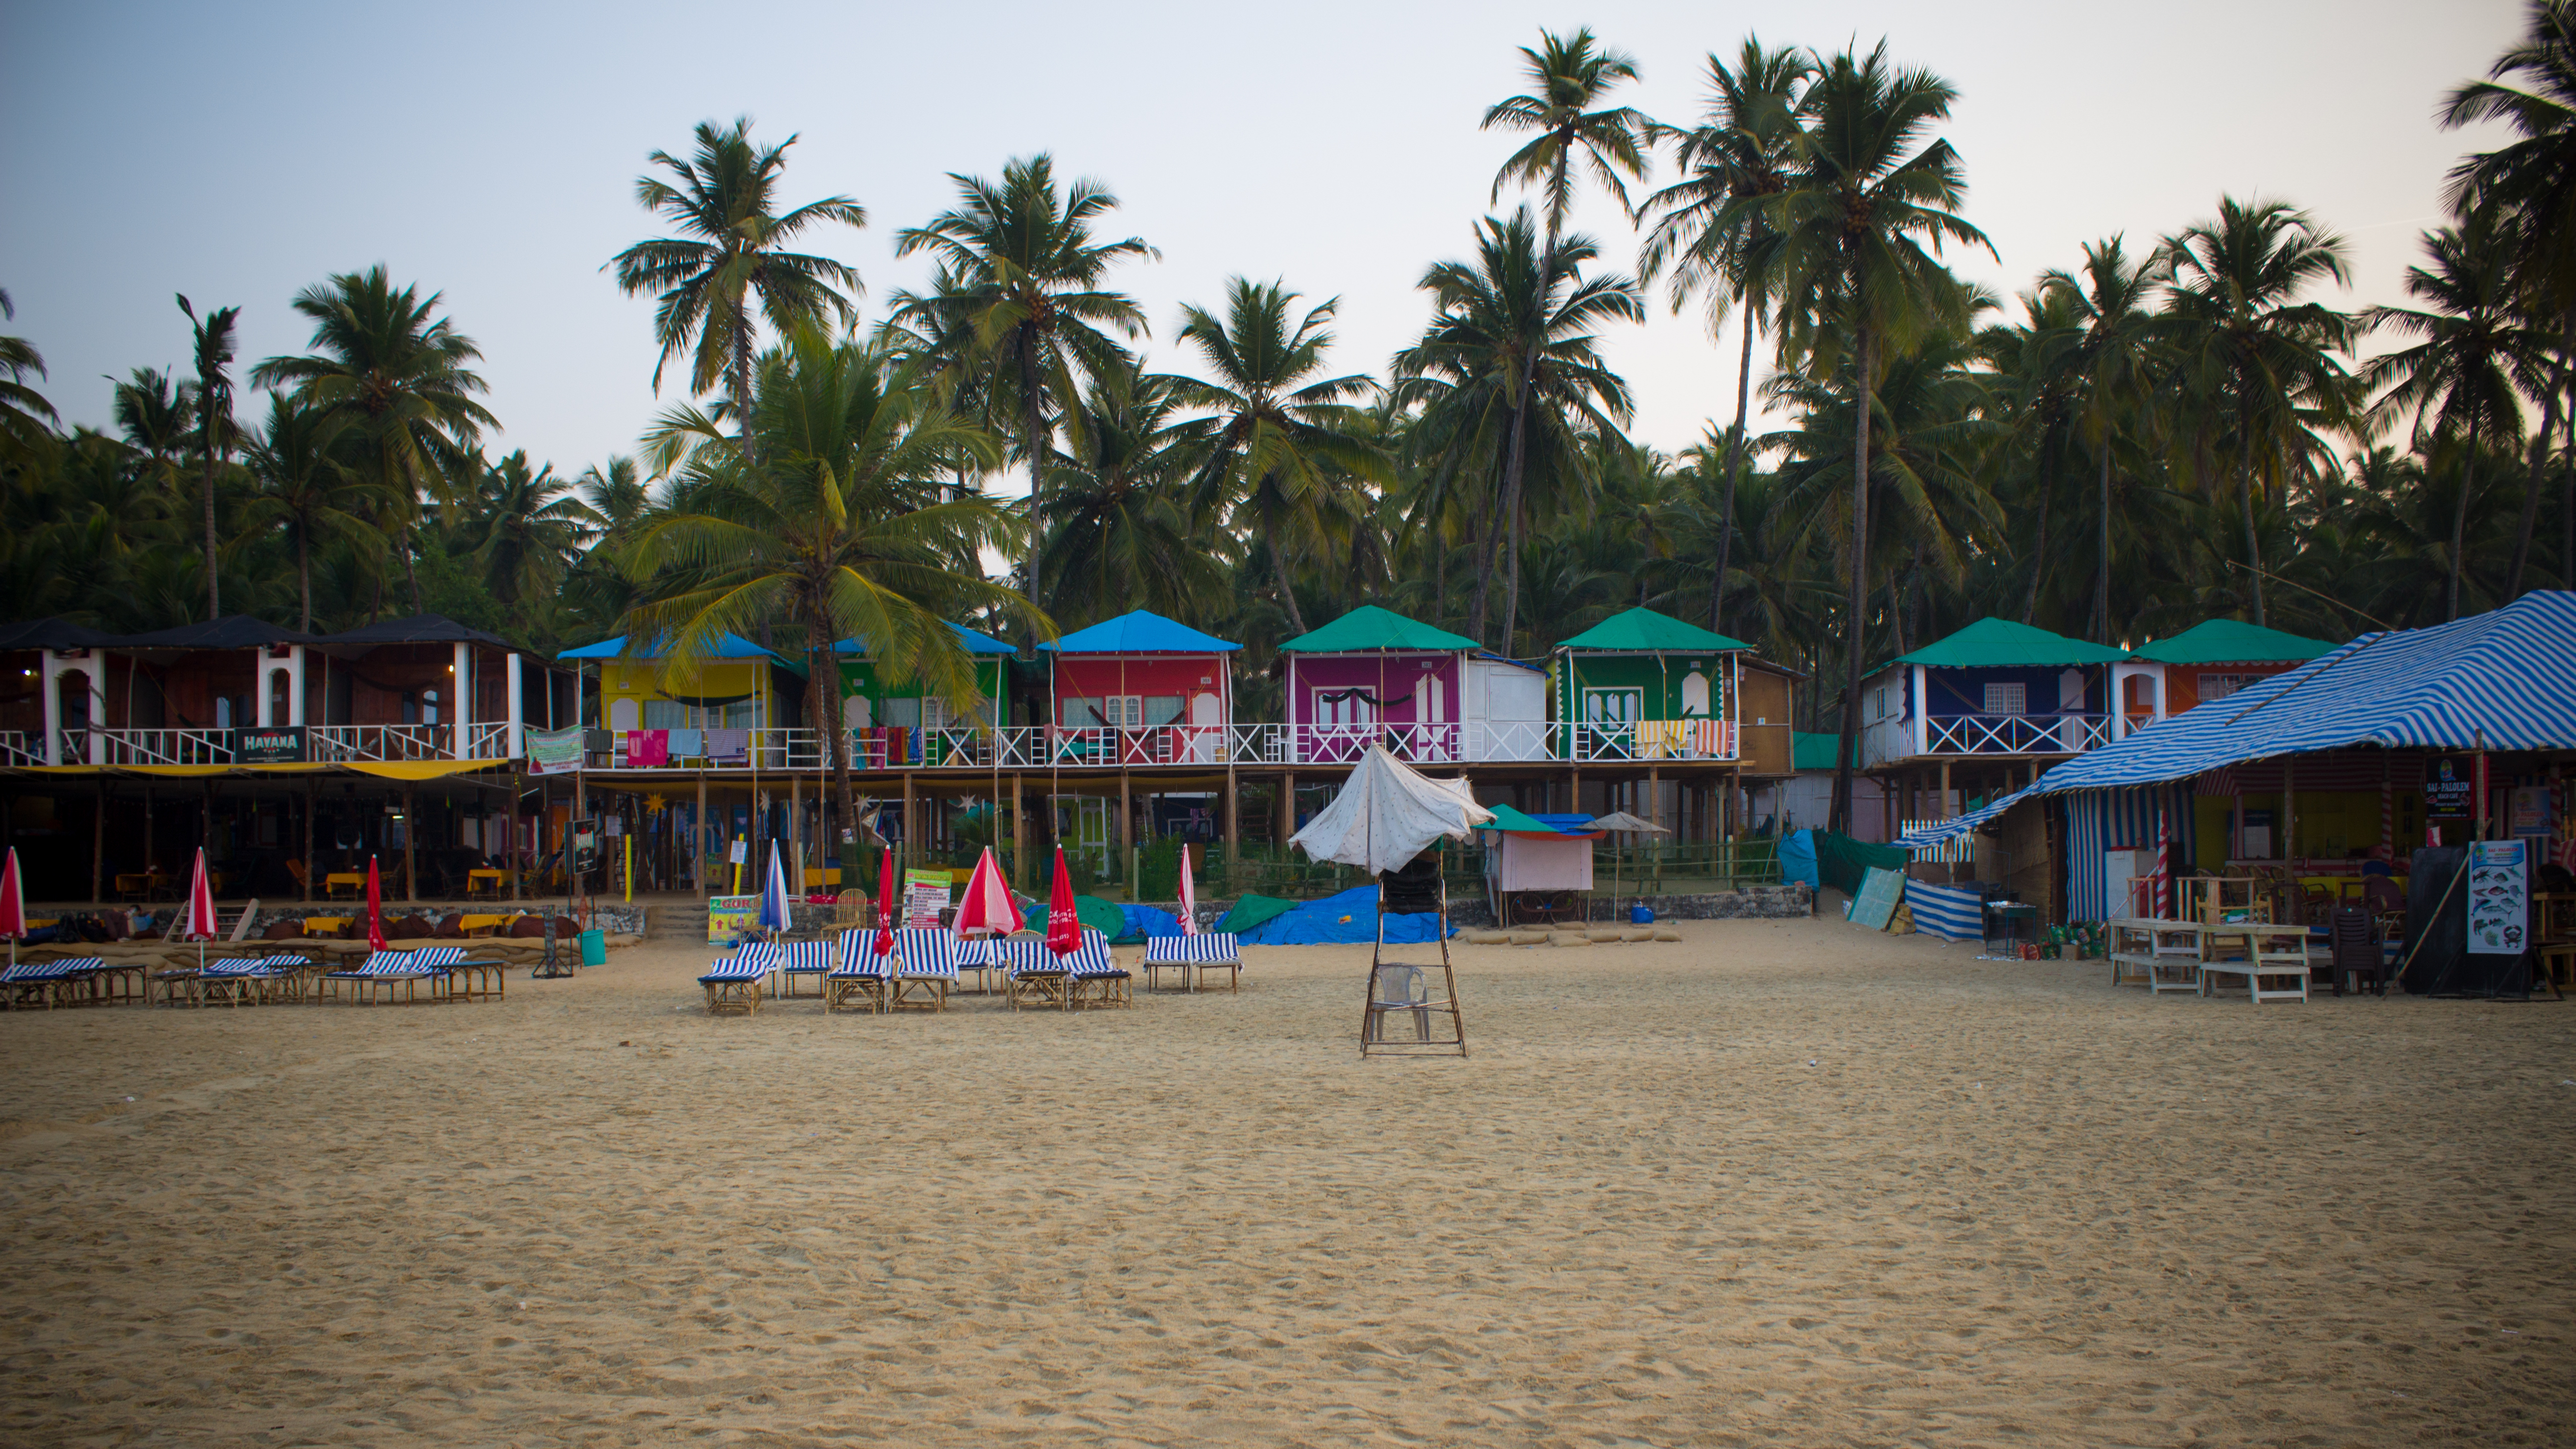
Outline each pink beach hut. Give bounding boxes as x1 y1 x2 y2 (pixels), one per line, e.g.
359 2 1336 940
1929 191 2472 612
1277 606 1480 764
1041 610 1240 765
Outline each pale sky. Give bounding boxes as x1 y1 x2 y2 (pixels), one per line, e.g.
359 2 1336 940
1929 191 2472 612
0 0 2524 492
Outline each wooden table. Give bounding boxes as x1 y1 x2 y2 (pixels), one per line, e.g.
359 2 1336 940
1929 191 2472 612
465 869 515 897
2196 922 2314 1005
2107 919 2210 994
324 873 366 900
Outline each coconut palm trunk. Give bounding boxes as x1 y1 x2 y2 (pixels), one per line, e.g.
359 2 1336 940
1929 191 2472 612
2504 330 2568 602
1020 335 1048 614
1832 323 1873 836
2448 415 2484 620
2094 445 2113 643
2238 452 2265 627
1712 303 1756 634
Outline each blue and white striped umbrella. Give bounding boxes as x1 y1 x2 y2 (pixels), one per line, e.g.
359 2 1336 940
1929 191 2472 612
758 840 793 934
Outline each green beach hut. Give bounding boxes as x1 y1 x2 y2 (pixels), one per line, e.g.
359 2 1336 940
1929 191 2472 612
833 623 1017 765
1551 606 1755 760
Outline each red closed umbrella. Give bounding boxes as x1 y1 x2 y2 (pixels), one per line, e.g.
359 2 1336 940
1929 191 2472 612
873 846 897 956
1044 846 1080 957
1178 843 1198 936
952 846 1021 939
0 846 23 968
364 855 388 952
181 847 218 972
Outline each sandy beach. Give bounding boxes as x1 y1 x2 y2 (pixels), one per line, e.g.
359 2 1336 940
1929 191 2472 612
3 915 2573 1447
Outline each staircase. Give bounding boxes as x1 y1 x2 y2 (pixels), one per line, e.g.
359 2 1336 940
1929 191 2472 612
651 897 709 943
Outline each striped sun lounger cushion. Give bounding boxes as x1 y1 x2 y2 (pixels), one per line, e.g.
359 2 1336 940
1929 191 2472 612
733 942 785 973
328 951 441 979
2 958 104 982
831 930 895 976
205 955 305 977
1141 932 1241 964
1065 930 1117 978
998 931 1115 976
406 946 468 967
893 929 960 980
698 955 766 984
778 941 832 976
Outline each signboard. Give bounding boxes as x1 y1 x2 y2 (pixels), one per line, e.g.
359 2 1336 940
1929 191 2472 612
2510 785 2555 839
728 838 749 865
527 726 584 775
902 868 953 928
707 894 759 944
1846 866 1906 931
570 819 599 877
2425 755 2474 820
233 726 305 763
2467 840 2528 956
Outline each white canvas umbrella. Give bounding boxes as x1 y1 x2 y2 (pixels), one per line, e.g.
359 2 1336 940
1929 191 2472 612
1289 745 1494 876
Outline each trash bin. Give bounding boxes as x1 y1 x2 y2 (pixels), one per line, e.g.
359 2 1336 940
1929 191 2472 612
578 928 607 967
1629 903 1655 925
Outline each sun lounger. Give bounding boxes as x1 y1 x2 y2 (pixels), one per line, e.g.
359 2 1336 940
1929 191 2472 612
1 957 106 1010
1066 930 1129 1007
1139 931 1242 993
890 928 960 1012
322 950 445 1005
775 939 832 998
194 954 304 1007
698 953 767 1016
826 929 891 1014
998 936 1072 1011
955 933 1008 995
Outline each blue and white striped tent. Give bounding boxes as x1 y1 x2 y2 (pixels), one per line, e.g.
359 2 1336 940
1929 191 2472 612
1898 594 2576 900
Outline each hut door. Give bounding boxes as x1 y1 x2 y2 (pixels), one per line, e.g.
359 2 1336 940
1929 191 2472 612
1582 688 1641 725
1071 797 1110 875
1680 670 1710 717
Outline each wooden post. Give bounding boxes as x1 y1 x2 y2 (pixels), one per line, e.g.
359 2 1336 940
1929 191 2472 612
1938 760 1951 821
2283 757 2298 869
1117 768 1132 891
696 771 709 897
1277 772 1294 847
1646 764 1660 888
790 772 803 894
1009 772 1025 890
403 784 418 901
1569 766 1581 818
901 770 915 871
1224 763 1240 893
507 771 521 901
90 778 105 905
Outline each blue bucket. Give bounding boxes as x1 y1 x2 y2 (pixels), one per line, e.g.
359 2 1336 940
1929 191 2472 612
578 928 607 967
1629 904 1655 925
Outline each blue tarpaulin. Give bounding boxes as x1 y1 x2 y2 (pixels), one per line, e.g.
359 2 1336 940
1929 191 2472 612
1231 885 1451 945
1778 830 1820 888
1116 903 1182 944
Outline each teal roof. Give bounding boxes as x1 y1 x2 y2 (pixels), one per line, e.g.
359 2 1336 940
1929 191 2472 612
1279 605 1478 653
1792 731 1845 771
834 622 1017 656
1890 617 2130 669
1040 609 1240 654
2127 618 2336 665
1557 606 1752 653
557 632 782 662
1476 803 1602 838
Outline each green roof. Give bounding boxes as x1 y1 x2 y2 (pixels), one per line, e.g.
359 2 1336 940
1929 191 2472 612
1556 606 1752 653
1277 604 1479 653
1792 731 1845 771
1891 616 2131 669
1476 803 1576 836
2126 618 2336 665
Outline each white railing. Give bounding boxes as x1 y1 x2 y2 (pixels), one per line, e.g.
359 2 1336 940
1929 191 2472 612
569 720 1741 771
465 721 512 759
1923 712 2109 756
99 728 233 765
311 724 453 762
0 730 42 767
1902 818 1975 863
1556 719 1737 764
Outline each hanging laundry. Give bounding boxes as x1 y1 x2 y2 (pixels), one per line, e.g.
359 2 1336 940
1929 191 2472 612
705 728 750 765
626 729 670 768
667 727 704 760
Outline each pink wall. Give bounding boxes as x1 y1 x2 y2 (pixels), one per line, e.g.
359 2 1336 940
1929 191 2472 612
1284 653 1462 727
1050 655 1231 725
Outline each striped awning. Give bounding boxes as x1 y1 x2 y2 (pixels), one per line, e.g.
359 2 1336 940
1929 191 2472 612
1898 590 2576 848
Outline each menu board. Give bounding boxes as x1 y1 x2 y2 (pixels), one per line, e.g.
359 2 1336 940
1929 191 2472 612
902 869 953 928
2467 840 2528 957
707 893 759 944
2424 756 2476 820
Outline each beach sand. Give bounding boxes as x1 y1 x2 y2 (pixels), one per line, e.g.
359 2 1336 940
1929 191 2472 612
3 916 2572 1447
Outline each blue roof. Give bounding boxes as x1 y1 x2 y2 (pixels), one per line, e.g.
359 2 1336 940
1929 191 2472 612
1900 591 2576 848
557 632 783 662
833 622 1017 656
1040 610 1240 654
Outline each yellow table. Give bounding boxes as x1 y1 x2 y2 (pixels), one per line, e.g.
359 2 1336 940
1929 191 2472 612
324 872 366 900
465 869 515 897
456 914 512 937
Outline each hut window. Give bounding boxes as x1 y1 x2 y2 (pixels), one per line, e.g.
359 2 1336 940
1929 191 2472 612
1981 682 2026 716
643 699 685 730
1143 695 1183 726
2199 672 2261 702
883 697 922 729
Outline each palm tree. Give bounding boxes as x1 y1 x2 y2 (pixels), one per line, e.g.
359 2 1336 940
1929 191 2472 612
1394 211 1641 654
1042 361 1225 629
1640 37 1814 634
891 155 1155 616
0 290 58 467
1174 279 1384 637
176 295 240 619
2360 214 2533 618
239 394 382 631
2158 197 2359 627
1758 41 1991 832
2038 238 2161 642
632 328 1032 840
474 451 605 612
608 118 866 468
111 366 195 493
1482 28 1650 651
251 266 498 613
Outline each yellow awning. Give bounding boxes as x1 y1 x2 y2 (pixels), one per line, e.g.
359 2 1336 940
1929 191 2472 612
343 759 512 781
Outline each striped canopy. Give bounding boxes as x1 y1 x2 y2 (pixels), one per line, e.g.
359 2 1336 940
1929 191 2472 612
1900 591 2576 848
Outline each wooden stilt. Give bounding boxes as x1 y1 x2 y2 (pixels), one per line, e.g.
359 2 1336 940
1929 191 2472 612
507 772 521 901
403 784 418 901
90 778 105 905
1278 772 1294 847
1117 768 1132 890
696 772 709 896
901 770 916 871
1224 763 1239 891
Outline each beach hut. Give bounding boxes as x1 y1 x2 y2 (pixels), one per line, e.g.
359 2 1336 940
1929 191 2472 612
1277 605 1479 763
1475 803 1601 923
834 622 1017 766
1551 606 1756 762
556 632 798 764
2115 618 2337 738
1859 617 2130 769
1039 610 1239 765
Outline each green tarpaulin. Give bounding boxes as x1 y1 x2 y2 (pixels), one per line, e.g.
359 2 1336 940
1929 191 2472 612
1813 830 1910 896
1278 604 1480 653
1555 605 1751 653
1213 893 1301 936
1074 894 1129 941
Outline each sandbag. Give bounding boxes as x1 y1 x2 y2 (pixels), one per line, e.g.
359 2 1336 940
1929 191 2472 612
1549 931 1592 947
1507 929 1551 945
1651 927 1682 941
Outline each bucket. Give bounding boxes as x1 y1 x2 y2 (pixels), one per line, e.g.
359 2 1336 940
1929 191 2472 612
1628 904 1655 925
578 928 607 967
